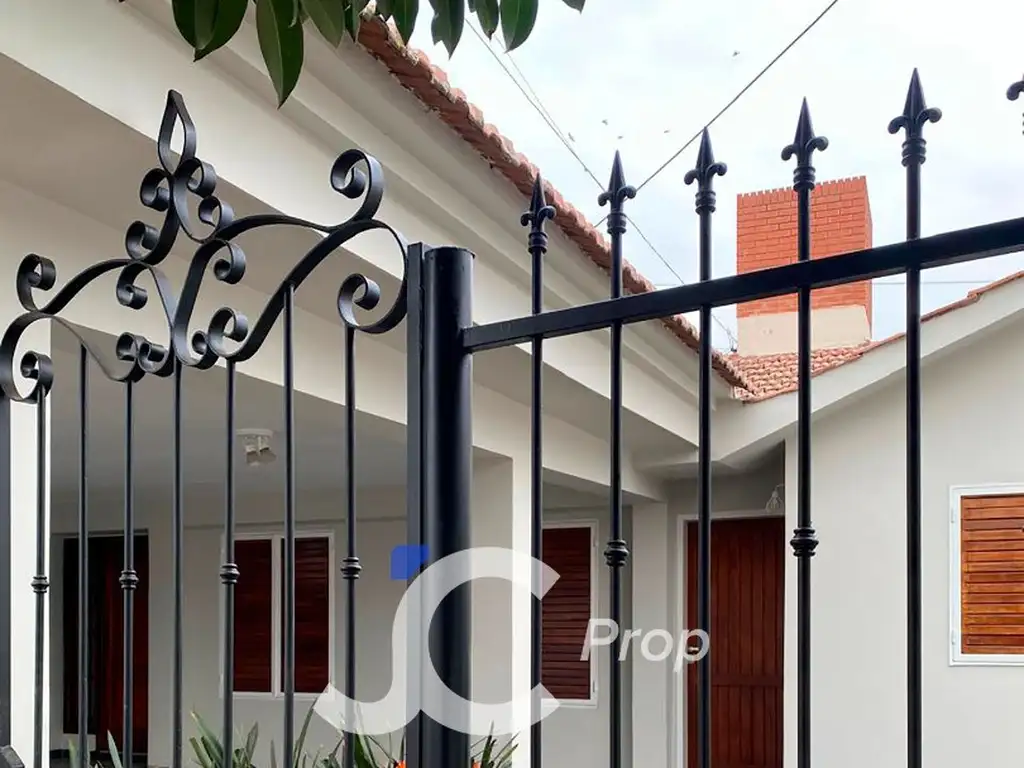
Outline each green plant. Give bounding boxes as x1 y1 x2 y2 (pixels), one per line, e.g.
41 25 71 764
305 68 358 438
67 732 125 768
342 731 401 767
188 713 260 768
471 729 516 768
123 0 588 106
342 728 516 768
188 702 343 768
268 702 338 768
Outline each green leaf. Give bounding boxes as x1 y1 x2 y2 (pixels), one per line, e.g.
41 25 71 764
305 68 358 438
292 704 315 768
188 737 212 768
301 0 345 45
560 0 584 9
499 0 537 51
194 0 219 49
172 0 200 47
257 0 306 106
428 0 464 53
342 0 362 41
107 732 124 768
244 722 260 764
389 0 418 43
195 0 249 60
472 0 498 37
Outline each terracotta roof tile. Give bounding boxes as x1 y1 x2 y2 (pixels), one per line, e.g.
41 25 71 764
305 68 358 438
354 17 748 389
730 270 1024 401
728 346 872 401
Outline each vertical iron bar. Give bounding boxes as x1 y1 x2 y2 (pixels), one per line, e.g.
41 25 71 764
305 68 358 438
283 286 296 768
782 100 826 768
32 390 48 768
904 179 923 768
0 395 9 748
888 69 940 768
172 360 183 768
121 382 137 766
522 177 554 768
77 346 89 768
341 327 362 768
795 193 813 768
222 362 238 768
421 246 473 768
405 244 425 768
685 130 726 768
598 153 634 768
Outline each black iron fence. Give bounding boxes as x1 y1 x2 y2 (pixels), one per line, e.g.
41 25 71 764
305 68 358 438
0 69 1021 768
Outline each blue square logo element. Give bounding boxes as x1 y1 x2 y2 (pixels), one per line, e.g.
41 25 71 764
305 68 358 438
390 544 429 580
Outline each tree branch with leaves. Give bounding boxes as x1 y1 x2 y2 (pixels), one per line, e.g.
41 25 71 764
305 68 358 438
144 0 585 106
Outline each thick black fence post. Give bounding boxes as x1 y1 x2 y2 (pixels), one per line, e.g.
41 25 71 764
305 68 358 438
421 246 474 768
405 243 426 768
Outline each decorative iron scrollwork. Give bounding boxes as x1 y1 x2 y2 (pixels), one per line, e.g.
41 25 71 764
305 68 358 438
0 90 409 402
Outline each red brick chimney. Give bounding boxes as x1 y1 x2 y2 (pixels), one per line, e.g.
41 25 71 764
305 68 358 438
735 177 873 355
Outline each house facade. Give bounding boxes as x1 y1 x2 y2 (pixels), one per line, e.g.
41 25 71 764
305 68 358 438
0 3 1022 768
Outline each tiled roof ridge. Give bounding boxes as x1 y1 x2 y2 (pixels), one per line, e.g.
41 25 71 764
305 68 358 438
353 15 749 389
732 269 1024 402
736 175 867 200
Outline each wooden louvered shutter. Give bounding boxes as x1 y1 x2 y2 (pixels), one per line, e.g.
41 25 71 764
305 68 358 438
961 494 1024 655
234 539 274 692
286 537 331 693
541 526 593 700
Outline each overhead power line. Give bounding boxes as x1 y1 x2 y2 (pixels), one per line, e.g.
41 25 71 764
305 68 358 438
467 22 741 348
631 0 841 196
467 23 605 189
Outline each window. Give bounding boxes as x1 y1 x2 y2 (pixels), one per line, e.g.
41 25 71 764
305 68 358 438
951 486 1024 665
541 524 596 703
232 533 333 694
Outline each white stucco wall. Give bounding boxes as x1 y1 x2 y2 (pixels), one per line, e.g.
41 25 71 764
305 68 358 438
782 317 1024 768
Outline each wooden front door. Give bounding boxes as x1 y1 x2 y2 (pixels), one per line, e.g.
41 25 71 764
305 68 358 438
63 534 149 757
686 517 784 768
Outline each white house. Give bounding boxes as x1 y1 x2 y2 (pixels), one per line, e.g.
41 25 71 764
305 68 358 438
0 3 1022 768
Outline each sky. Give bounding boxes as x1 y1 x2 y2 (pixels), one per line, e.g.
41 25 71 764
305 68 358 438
409 0 1024 350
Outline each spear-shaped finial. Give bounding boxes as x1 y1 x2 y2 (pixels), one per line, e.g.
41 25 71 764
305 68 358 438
781 98 829 191
887 69 942 167
521 175 556 256
597 151 637 235
684 128 728 215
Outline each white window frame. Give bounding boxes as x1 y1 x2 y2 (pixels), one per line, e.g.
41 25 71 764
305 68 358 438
949 484 1024 666
541 519 599 708
220 529 336 698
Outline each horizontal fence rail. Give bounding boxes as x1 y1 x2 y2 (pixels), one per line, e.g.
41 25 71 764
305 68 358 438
463 214 1024 352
